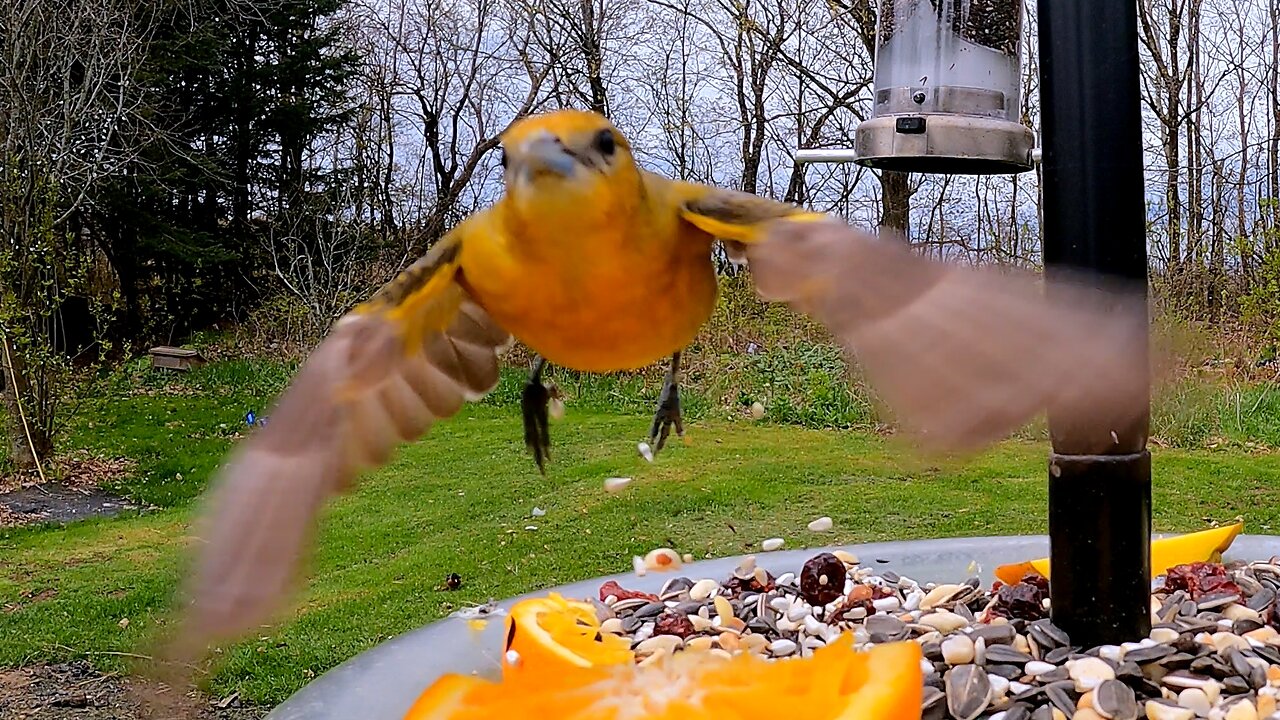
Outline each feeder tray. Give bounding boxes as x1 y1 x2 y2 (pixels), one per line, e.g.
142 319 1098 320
263 534 1280 720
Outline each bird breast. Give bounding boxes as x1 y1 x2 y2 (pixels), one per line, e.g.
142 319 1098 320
459 212 718 373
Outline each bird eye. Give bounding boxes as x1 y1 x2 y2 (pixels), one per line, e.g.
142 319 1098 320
593 129 616 157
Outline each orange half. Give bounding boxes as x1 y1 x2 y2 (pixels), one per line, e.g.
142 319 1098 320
405 634 923 720
501 593 634 673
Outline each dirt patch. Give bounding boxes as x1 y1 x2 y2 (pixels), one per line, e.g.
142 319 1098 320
0 453 146 528
2 587 58 615
0 662 267 720
0 484 146 528
0 452 137 495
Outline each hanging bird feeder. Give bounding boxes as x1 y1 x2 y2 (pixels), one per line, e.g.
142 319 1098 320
796 0 1036 174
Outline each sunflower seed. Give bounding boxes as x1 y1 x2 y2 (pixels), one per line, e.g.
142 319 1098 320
946 664 993 720
922 686 946 720
1045 646 1076 664
1198 592 1241 610
612 598 648 613
973 624 1017 646
866 614 908 640
1160 671 1220 693
1094 678 1138 720
1246 587 1275 612
1003 703 1032 720
1046 681 1077 716
1221 675 1252 695
987 664 1025 680
1114 661 1143 681
1233 619 1265 635
635 601 666 618
986 645 1034 664
1157 652 1195 671
1124 644 1175 665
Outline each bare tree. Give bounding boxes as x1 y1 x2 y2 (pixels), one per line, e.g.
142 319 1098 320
1138 0 1192 276
363 0 551 254
648 0 793 194
337 4 406 234
265 157 406 345
637 0 719 182
0 0 152 470
517 0 644 118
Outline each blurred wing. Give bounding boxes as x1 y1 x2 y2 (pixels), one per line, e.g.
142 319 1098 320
743 218 1152 455
177 223 512 652
670 179 830 248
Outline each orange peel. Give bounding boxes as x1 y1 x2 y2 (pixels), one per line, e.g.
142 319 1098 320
994 520 1244 586
405 633 923 720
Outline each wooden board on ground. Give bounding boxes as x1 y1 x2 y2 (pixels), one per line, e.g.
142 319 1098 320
148 346 206 371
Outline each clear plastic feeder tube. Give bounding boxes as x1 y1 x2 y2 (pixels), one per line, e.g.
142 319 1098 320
872 0 1025 122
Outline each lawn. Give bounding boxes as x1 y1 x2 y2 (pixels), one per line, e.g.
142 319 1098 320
1 360 1278 707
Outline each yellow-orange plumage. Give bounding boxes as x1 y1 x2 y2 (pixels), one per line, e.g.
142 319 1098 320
459 170 721 372
169 107 1153 671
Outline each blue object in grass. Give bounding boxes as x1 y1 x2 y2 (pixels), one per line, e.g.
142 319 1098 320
246 410 256 426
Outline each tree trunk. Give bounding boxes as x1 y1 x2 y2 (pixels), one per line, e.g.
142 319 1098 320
1186 0 1203 304
1271 0 1279 234
1 334 51 471
578 0 608 116
879 170 912 240
1210 159 1225 316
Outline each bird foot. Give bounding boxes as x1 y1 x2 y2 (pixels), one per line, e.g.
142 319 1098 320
647 375 685 455
522 370 560 474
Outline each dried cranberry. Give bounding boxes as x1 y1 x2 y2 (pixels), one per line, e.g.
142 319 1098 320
989 577 1048 621
800 553 847 607
1022 574 1050 594
653 611 696 639
1162 562 1240 601
598 580 657 603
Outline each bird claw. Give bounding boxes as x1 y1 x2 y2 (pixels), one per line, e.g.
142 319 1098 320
522 379 557 474
647 376 684 454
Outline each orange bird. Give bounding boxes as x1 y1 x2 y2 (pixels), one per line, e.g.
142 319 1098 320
173 109 1150 657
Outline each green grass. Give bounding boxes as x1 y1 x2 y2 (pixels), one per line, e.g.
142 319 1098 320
1 359 1279 707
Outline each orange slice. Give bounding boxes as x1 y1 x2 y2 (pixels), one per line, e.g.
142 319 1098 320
993 520 1245 586
502 593 635 673
405 634 923 720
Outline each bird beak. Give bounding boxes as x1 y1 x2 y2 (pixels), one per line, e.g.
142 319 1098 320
518 131 577 179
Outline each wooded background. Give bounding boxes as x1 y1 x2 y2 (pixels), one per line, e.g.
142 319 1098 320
2 0 1277 469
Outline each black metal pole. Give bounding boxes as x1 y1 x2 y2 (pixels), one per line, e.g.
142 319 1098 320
1036 0 1153 647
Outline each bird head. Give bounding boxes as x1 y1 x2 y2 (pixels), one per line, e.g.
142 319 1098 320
498 109 642 219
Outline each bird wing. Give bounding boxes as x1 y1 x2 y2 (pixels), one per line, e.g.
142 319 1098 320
671 180 829 245
676 186 1151 455
175 219 512 653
